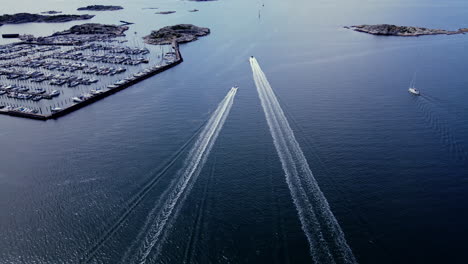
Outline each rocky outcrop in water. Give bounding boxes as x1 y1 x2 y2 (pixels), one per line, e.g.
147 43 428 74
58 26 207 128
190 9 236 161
77 5 123 11
0 13 94 26
144 24 210 45
41 11 62 14
347 24 468 36
155 11 176 15
54 23 128 36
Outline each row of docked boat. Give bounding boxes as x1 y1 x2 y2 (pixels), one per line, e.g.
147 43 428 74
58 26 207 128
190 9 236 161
2 58 127 77
0 44 60 61
0 105 39 114
0 84 60 101
69 65 169 104
0 69 99 87
83 66 126 76
105 65 166 89
82 43 150 55
71 88 105 103
47 50 149 65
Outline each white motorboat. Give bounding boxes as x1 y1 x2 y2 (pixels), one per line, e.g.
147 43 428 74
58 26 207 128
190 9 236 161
408 87 420 95
408 72 420 96
72 97 83 103
50 90 60 97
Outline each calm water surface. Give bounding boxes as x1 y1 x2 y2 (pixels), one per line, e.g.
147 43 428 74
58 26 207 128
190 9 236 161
1 0 468 263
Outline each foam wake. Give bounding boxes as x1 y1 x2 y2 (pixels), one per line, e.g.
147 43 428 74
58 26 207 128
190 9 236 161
128 87 237 264
250 57 357 264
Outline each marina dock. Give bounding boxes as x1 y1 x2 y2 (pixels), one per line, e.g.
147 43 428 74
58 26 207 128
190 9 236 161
0 36 183 120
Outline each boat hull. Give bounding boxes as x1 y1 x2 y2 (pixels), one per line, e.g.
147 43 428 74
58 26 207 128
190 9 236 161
408 88 420 95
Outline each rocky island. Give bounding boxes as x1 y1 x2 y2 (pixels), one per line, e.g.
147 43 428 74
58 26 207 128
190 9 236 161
347 24 468 36
77 5 123 11
41 11 62 14
0 13 94 26
144 24 210 45
155 11 176 15
53 23 128 36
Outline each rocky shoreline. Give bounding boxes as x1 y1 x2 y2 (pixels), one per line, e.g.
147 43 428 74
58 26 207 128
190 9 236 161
77 5 123 11
0 13 94 26
41 11 62 14
347 24 468 36
155 11 176 15
53 23 128 36
144 24 210 45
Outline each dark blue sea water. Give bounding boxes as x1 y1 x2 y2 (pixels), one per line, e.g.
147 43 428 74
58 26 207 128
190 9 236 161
1 0 468 263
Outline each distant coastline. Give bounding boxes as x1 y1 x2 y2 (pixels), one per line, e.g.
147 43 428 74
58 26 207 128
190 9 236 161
346 24 468 36
77 5 123 11
155 11 176 15
0 13 94 26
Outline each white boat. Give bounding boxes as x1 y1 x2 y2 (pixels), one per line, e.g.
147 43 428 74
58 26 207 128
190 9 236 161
408 73 420 96
51 107 62 113
72 97 83 103
50 90 60 97
90 89 104 95
408 87 420 95
114 80 127 85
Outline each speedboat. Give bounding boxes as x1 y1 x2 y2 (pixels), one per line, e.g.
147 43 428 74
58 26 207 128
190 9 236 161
233 85 239 90
408 73 420 96
408 87 420 96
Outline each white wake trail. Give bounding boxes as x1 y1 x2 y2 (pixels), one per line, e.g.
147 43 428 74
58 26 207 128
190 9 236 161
132 88 237 264
250 57 357 264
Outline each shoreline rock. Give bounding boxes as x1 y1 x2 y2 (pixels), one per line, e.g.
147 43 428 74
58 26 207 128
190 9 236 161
41 11 62 14
0 13 94 26
348 24 468 36
53 23 128 36
155 11 176 15
144 24 210 45
77 5 123 11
